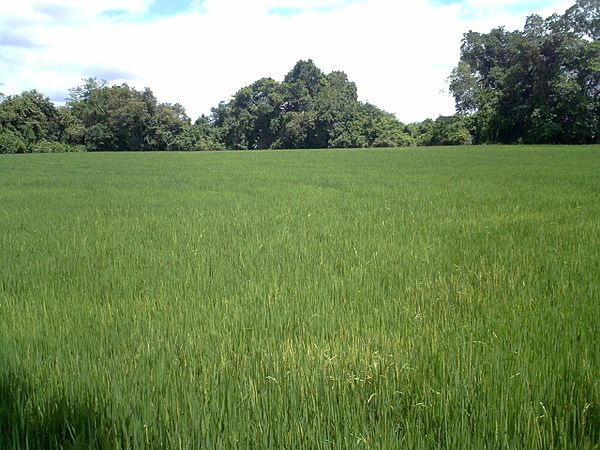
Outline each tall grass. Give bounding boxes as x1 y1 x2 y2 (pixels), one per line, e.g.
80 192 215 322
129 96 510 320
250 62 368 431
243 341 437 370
1 146 599 449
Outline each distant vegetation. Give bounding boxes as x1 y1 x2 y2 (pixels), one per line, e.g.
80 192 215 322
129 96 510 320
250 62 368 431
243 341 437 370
0 0 598 153
449 0 599 144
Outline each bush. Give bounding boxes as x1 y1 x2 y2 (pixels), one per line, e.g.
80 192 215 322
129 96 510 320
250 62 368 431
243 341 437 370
0 129 27 154
194 136 226 151
372 132 414 148
32 140 87 153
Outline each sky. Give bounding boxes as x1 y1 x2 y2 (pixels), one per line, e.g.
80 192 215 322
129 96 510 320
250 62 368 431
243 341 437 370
0 0 575 123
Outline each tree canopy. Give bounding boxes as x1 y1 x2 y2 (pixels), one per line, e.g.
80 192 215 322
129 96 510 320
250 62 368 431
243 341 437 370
0 61 412 153
449 0 600 144
210 60 413 150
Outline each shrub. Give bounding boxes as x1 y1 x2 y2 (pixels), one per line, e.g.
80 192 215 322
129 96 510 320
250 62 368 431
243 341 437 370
0 129 27 154
32 140 87 153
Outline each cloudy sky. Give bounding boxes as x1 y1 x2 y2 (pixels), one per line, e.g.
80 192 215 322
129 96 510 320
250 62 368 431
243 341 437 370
0 0 575 123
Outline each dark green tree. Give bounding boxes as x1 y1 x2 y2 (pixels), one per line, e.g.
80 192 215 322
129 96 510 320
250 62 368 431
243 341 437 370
449 0 600 144
211 60 411 150
0 90 60 152
182 115 225 151
145 103 191 151
66 79 194 151
0 129 27 154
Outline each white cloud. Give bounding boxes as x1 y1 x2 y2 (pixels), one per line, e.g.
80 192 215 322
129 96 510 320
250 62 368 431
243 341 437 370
0 0 574 123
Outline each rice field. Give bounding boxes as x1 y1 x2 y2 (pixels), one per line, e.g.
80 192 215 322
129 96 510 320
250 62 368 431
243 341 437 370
1 146 599 449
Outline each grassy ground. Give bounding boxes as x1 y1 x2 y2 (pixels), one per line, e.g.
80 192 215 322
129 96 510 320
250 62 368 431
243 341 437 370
1 146 599 449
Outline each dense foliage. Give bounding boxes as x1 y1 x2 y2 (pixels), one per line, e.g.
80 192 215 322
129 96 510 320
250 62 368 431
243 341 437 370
0 62 479 153
0 80 224 153
449 0 600 144
211 60 413 149
64 79 223 152
0 62 413 153
0 59 476 153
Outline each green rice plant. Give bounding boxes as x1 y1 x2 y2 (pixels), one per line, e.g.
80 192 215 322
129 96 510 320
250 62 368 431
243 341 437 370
1 146 599 449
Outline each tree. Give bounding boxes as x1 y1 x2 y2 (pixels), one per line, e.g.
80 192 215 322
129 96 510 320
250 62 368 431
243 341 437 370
183 115 225 151
210 60 414 150
56 106 85 145
0 129 27 154
368 111 414 147
565 0 600 39
284 59 325 99
145 103 191 151
66 80 194 151
310 70 361 148
0 90 60 151
209 78 283 149
449 0 600 144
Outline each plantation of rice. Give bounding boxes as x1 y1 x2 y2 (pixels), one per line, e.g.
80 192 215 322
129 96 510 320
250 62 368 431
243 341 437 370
1 146 599 449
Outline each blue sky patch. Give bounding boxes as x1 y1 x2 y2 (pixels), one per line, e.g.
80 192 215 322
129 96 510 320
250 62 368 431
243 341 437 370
147 0 194 17
429 0 557 13
268 0 366 16
99 1 197 23
429 0 460 5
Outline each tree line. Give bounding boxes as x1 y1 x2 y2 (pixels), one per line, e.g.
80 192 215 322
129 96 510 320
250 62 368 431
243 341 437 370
0 0 597 153
0 62 434 154
449 0 599 144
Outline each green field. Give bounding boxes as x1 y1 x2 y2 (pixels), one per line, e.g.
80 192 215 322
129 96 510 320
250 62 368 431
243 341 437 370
1 146 599 449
